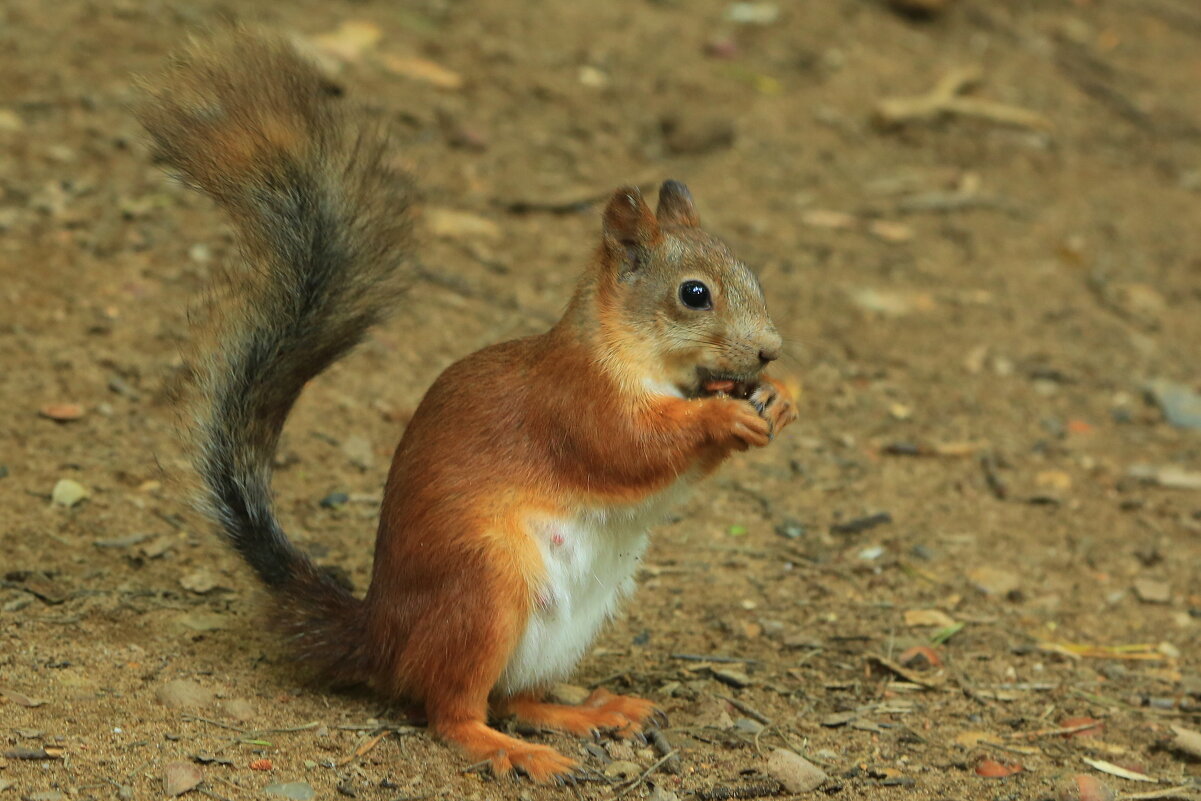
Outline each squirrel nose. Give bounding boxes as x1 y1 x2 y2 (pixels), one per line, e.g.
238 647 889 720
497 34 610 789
758 347 780 365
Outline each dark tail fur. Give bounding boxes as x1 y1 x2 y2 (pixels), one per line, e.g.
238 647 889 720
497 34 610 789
136 34 413 682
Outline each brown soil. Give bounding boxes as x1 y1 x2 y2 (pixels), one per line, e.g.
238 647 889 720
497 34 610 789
3 1 1201 800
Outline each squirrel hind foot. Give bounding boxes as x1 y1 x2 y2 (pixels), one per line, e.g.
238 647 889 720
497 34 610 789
436 720 579 783
501 688 662 740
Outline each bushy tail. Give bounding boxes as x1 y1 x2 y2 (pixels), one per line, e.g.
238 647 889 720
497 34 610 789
137 33 413 682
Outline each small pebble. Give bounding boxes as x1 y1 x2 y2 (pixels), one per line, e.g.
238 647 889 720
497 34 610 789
857 545 885 561
733 717 764 735
341 435 374 469
968 566 1021 596
180 569 220 594
155 679 214 710
264 782 315 801
603 761 641 781
319 491 350 509
220 698 255 722
1134 578 1171 604
711 667 751 688
766 748 827 793
725 2 780 24
607 742 636 762
774 520 806 539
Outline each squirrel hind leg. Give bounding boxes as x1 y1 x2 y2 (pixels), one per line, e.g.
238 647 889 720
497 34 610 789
431 717 579 783
500 688 663 740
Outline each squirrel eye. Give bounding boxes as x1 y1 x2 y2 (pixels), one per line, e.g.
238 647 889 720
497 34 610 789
679 280 712 310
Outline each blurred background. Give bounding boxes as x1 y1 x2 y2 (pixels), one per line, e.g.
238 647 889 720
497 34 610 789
2 1 1200 799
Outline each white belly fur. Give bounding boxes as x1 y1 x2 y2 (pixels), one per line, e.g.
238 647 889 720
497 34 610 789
498 478 694 694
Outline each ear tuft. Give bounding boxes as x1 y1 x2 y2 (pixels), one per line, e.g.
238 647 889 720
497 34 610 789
602 187 660 276
602 186 659 245
656 179 699 227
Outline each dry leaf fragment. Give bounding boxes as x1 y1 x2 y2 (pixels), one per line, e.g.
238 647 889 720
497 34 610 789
309 20 382 63
904 608 957 628
39 403 85 421
976 758 1023 778
163 761 203 796
382 55 463 89
899 645 941 669
955 730 993 748
179 569 220 594
867 220 914 242
1117 787 1201 800
1081 757 1156 782
1 689 47 707
801 209 857 229
868 654 943 689
425 208 500 240
1040 641 1163 661
968 566 1021 596
1063 774 1115 801
1127 464 1201 490
1059 717 1104 738
931 440 987 456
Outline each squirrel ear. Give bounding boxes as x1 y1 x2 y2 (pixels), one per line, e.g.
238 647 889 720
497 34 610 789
602 186 660 275
655 179 699 227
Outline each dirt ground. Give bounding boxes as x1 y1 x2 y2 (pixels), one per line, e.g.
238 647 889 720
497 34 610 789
3 0 1201 799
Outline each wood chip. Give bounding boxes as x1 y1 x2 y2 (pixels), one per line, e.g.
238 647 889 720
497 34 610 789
975 758 1023 778
868 655 943 689
163 761 202 797
3 746 64 759
1168 725 1201 760
904 609 957 628
38 403 84 421
1082 757 1156 782
382 55 464 89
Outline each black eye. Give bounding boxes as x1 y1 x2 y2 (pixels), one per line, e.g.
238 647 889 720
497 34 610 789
679 280 712 310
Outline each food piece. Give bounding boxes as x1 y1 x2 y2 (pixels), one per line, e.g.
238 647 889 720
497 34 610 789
704 379 737 394
701 378 757 400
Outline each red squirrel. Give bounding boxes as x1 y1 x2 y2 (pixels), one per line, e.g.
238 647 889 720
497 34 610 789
138 34 796 782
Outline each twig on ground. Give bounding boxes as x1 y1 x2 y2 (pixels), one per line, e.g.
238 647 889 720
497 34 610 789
647 728 682 775
336 730 391 768
670 653 759 665
718 695 772 726
874 67 1051 131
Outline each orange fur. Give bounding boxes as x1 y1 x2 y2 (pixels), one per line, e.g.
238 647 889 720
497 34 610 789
500 688 661 740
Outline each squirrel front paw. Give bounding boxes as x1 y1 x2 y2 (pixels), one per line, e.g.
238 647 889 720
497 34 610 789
709 397 773 450
750 376 798 439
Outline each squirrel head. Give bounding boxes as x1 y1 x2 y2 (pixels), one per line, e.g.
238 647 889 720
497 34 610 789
591 180 783 399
